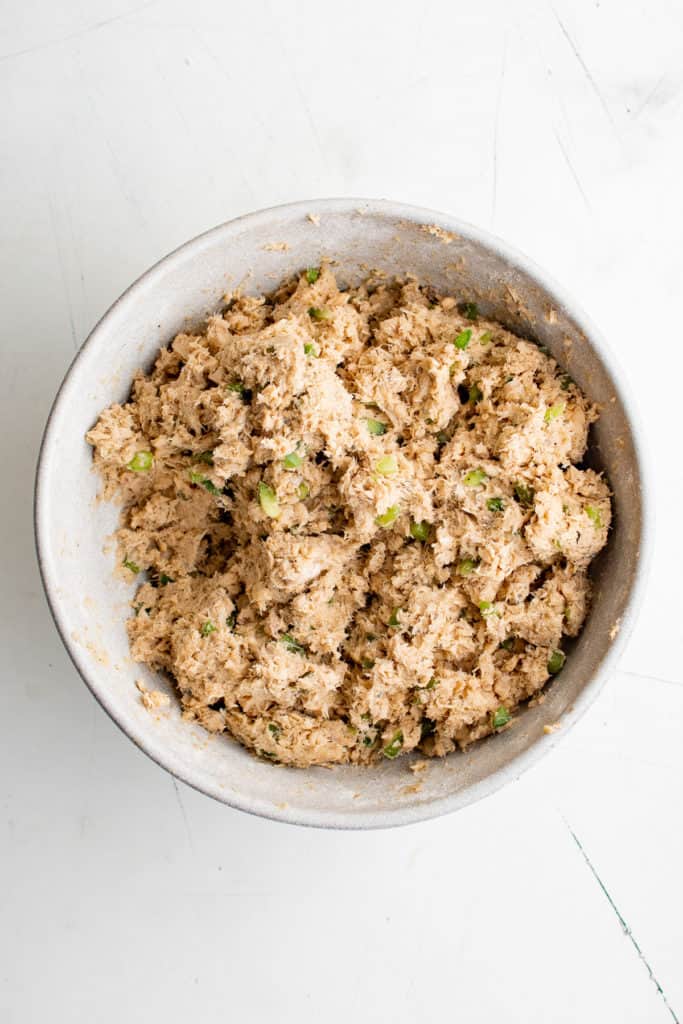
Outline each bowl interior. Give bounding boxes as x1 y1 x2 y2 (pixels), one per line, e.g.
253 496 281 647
36 199 645 828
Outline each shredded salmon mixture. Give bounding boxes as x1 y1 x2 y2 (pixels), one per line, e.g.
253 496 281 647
87 267 611 767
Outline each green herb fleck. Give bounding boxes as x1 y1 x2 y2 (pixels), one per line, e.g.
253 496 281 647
436 430 449 446
585 505 603 528
544 401 565 423
479 600 497 617
192 450 214 465
268 723 281 740
283 450 303 470
479 330 492 344
514 482 535 508
189 471 220 495
383 730 404 759
159 573 173 586
281 633 306 655
454 328 472 350
308 306 331 321
227 381 245 394
561 374 574 390
487 497 504 513
375 504 400 528
127 451 153 473
123 559 140 574
410 520 430 542
500 636 516 651
375 454 398 477
468 384 483 404
258 482 280 519
305 267 320 284
491 706 511 729
366 418 387 436
425 677 439 690
226 611 237 630
458 558 479 576
388 608 401 628
297 481 310 500
361 658 375 671
464 468 487 487
201 621 216 637
547 649 566 674
303 342 318 357
459 301 479 320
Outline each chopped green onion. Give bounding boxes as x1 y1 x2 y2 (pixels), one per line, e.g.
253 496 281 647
283 450 303 470
585 505 603 528
383 730 404 759
388 608 401 627
544 401 565 423
468 384 483 404
366 418 387 436
375 454 398 477
514 482 535 508
425 677 439 690
458 558 478 576
375 504 400 528
547 649 566 674
459 301 479 320
127 451 153 472
268 722 281 740
479 330 492 344
410 520 430 542
303 342 318 357
201 621 216 637
305 267 320 284
487 497 504 512
123 559 140 574
258 482 280 518
189 471 220 495
479 600 497 617
297 481 310 500
454 328 472 350
281 633 306 655
491 706 511 729
464 468 487 487
308 306 331 321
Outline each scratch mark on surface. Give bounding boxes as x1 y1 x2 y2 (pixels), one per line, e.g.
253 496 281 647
552 9 615 128
631 73 668 120
491 33 508 228
623 669 683 690
46 190 79 351
0 0 160 62
566 821 680 1023
552 128 591 211
172 778 195 852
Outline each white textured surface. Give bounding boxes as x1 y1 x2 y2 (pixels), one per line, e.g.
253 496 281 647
1 0 681 1020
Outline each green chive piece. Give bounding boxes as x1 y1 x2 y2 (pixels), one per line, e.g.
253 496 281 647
479 330 492 344
468 384 483 404
425 677 439 690
268 722 281 740
454 328 472 350
123 559 140 574
127 451 153 472
479 600 497 617
201 621 216 637
548 649 566 674
375 454 398 476
308 306 331 321
227 381 244 394
464 468 487 487
375 504 400 528
383 730 404 759
585 505 603 528
487 497 504 512
189 471 220 495
544 401 565 423
491 706 511 729
258 482 280 519
459 301 479 320
410 520 430 542
281 633 306 655
303 342 318 357
305 267 320 284
388 608 401 627
366 418 387 436
283 450 303 470
458 558 478 576
514 482 535 508
297 482 310 500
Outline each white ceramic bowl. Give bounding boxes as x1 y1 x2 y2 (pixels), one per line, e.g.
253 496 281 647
35 199 652 828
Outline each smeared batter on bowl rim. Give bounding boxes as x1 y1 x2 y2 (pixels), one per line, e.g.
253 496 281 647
87 266 610 767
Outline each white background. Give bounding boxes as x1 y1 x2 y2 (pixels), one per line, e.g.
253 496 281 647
2 0 682 1020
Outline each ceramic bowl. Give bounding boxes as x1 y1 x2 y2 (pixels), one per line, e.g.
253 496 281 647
35 199 652 828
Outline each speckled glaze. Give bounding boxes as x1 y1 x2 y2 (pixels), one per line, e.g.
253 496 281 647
34 199 652 829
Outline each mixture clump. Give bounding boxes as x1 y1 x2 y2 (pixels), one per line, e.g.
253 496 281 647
87 267 611 767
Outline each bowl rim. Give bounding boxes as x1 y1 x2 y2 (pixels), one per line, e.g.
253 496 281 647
34 197 654 829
